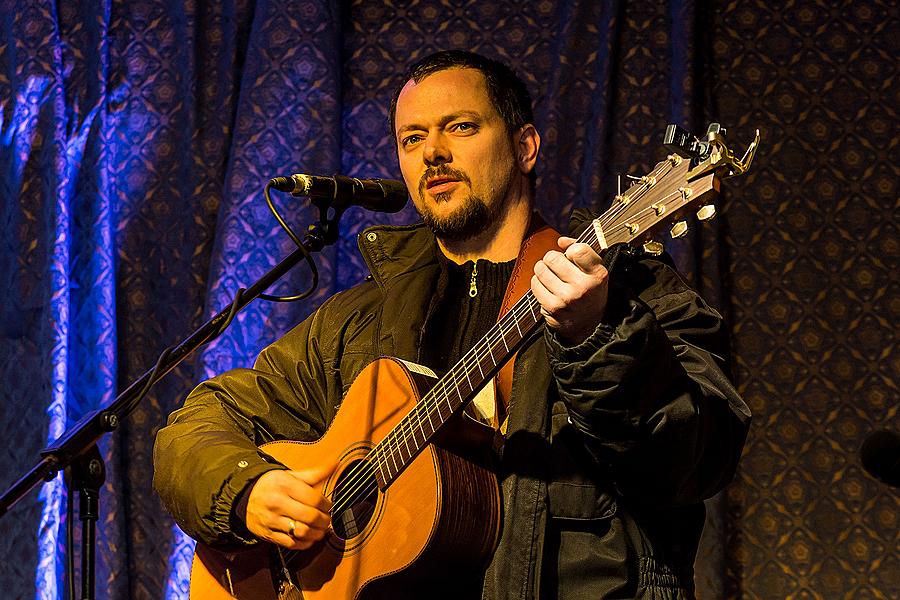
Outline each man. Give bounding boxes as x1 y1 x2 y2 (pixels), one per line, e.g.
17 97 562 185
154 50 750 598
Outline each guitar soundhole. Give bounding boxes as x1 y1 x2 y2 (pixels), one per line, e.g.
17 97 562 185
331 458 378 540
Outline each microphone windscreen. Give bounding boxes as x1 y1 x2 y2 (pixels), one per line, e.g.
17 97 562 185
372 179 409 213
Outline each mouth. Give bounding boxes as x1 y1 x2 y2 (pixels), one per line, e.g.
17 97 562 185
425 177 460 195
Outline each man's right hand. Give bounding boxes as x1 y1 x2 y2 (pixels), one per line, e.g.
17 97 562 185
245 468 333 550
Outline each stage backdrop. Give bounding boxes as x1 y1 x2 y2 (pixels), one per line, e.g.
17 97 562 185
0 0 896 598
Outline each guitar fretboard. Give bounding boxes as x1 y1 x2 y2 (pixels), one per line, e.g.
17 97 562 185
369 226 605 488
368 153 702 487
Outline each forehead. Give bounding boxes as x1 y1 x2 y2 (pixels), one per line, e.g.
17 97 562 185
394 68 497 132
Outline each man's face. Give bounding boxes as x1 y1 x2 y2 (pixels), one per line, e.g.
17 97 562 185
394 68 520 242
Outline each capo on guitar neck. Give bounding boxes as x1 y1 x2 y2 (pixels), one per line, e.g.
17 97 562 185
664 122 760 180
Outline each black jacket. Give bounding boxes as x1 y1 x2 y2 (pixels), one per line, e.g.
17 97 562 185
153 221 750 599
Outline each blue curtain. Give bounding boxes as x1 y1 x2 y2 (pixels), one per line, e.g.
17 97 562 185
1 1 718 597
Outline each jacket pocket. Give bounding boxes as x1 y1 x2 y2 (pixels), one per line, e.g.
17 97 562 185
547 404 618 521
547 480 617 521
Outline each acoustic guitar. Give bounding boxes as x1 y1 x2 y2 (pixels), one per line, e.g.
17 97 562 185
188 124 758 599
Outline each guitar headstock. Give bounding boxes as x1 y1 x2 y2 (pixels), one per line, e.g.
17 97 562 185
589 123 760 252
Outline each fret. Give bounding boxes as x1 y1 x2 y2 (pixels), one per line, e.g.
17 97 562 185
438 392 453 421
411 410 425 444
411 421 424 447
454 380 465 403
389 447 399 475
478 356 493 379
424 400 436 432
375 460 388 489
402 431 412 462
499 329 509 352
462 364 473 389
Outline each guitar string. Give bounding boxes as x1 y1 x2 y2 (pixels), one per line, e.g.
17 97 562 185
329 183 693 519
328 159 684 516
328 290 543 516
329 223 617 517
327 160 683 517
328 175 686 518
328 290 545 517
353 157 678 485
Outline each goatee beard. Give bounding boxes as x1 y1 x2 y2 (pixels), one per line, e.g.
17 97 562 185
420 193 496 242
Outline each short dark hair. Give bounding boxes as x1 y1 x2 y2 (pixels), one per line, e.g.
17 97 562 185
389 50 535 140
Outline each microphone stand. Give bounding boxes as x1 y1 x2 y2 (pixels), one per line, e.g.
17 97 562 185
0 200 348 599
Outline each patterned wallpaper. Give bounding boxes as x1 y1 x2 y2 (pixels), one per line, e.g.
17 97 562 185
706 0 899 597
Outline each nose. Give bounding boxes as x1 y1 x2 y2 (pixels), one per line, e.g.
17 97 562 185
423 131 451 166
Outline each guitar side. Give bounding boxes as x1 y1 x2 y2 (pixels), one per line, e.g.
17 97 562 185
189 357 501 599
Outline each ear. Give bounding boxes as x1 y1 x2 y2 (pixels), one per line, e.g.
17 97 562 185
515 124 540 176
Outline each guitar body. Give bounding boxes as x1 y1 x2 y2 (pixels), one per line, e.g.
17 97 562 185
190 357 501 599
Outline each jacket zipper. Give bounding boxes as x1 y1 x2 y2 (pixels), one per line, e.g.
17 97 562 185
469 262 478 297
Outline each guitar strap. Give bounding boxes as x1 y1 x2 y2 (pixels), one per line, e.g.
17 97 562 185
493 214 561 430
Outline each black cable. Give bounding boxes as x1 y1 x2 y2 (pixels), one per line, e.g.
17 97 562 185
217 287 245 333
260 183 319 302
113 183 324 417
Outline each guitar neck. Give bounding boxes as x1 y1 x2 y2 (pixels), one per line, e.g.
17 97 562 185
369 224 606 488
370 291 541 487
369 152 714 488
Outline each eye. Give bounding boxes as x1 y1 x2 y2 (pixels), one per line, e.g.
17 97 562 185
401 134 423 148
452 122 477 134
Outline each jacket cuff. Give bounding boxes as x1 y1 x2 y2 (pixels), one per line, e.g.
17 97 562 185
544 283 650 365
210 454 285 547
544 320 617 363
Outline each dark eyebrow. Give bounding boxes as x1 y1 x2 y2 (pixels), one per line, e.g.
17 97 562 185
396 110 484 137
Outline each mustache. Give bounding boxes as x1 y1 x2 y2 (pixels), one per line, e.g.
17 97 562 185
418 165 471 197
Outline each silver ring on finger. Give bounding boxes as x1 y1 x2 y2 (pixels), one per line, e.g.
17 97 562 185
287 519 296 538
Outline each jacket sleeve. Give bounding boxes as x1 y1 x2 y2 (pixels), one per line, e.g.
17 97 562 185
545 253 751 506
152 302 343 549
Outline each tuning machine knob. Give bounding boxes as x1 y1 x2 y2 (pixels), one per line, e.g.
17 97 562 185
643 240 664 256
696 205 717 221
670 221 688 239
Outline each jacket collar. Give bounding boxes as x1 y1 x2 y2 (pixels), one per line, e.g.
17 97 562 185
357 222 439 289
357 211 550 288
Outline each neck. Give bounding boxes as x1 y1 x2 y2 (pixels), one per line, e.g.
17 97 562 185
437 195 533 264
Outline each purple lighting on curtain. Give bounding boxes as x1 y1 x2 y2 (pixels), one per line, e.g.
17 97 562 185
164 525 195 600
40 71 69 600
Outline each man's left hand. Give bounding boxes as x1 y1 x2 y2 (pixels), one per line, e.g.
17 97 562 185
531 236 609 346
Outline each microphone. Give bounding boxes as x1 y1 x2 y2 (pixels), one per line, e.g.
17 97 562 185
860 429 900 488
268 174 408 213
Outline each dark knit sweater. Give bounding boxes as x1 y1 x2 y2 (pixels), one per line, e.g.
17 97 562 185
423 257 515 374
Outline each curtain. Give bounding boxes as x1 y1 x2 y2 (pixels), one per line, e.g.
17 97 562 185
2 0 896 598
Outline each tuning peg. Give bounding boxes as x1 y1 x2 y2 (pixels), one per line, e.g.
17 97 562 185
643 241 664 255
670 221 688 239
696 205 716 221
